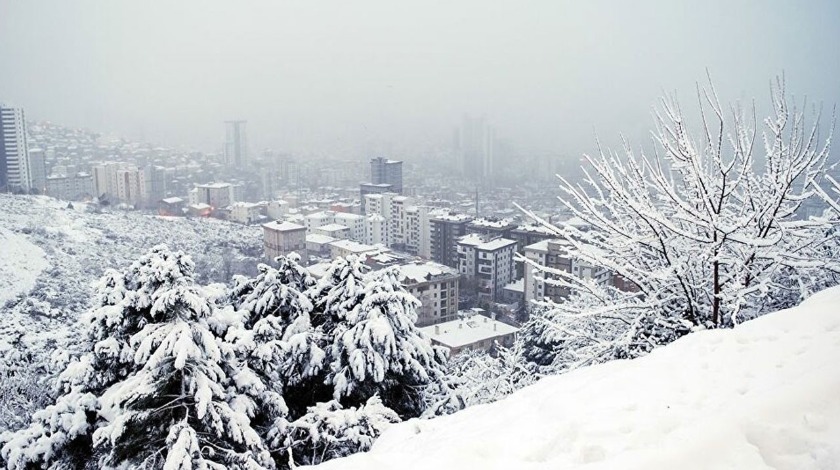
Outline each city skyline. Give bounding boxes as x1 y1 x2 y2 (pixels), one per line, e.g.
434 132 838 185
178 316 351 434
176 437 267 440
2 1 839 161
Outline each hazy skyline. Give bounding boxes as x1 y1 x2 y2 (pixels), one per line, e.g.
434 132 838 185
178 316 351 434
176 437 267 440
2 0 839 160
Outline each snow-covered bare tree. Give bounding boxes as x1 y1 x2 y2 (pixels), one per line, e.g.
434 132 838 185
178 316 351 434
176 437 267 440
284 397 399 467
519 75 837 373
446 343 536 407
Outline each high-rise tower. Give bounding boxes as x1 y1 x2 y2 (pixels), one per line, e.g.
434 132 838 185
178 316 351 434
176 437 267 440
0 104 32 192
224 120 248 167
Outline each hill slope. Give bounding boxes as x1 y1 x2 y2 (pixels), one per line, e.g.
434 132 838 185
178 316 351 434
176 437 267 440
313 286 840 470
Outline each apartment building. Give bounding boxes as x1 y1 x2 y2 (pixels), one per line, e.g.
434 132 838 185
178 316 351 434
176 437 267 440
262 220 307 261
457 234 517 303
394 261 460 327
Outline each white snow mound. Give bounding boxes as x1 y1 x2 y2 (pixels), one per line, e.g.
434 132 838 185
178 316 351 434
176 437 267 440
312 286 840 470
0 226 48 306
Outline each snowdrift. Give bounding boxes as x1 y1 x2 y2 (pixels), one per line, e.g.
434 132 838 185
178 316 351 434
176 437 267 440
0 225 48 306
312 286 840 470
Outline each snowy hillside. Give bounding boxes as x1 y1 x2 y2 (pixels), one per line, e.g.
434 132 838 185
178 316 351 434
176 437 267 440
0 226 47 306
312 286 840 470
0 194 264 371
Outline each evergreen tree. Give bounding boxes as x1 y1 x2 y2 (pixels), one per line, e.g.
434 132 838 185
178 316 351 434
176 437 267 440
227 255 324 457
92 279 272 469
1 246 190 469
1 246 273 470
328 267 450 418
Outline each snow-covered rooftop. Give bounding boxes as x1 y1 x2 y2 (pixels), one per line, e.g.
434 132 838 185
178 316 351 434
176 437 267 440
317 223 350 232
513 223 556 235
503 278 524 293
460 234 517 251
196 182 231 189
432 212 473 223
524 239 551 252
478 237 517 251
395 262 458 285
262 220 305 232
306 233 337 245
161 197 184 204
419 315 519 349
470 218 515 229
315 285 840 470
329 239 378 254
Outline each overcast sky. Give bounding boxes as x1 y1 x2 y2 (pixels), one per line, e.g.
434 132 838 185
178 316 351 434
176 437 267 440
1 0 839 159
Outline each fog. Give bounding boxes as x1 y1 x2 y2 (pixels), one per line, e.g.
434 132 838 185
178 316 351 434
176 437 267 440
2 0 839 160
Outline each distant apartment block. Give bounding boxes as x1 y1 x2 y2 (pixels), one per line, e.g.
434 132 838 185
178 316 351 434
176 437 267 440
457 234 517 303
430 212 473 269
263 220 307 261
370 157 403 194
522 239 612 309
229 202 265 224
190 182 236 209
0 104 32 192
420 312 518 356
45 172 94 201
395 261 460 326
224 120 247 167
28 147 46 194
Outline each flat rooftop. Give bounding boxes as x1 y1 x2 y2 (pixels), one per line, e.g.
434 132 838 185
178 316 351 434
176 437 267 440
263 220 305 232
420 315 519 349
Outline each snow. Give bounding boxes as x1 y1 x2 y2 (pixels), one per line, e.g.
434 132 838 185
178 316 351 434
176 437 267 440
0 226 48 306
469 218 515 229
312 286 840 470
263 220 305 232
419 315 518 349
394 262 457 285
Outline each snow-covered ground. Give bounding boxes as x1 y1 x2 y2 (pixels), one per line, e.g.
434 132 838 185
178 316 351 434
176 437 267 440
0 194 264 373
0 226 48 306
313 286 840 470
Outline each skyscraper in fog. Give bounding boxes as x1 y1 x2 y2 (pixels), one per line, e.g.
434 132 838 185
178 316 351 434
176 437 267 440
370 157 403 194
0 104 32 192
458 115 495 183
224 120 248 167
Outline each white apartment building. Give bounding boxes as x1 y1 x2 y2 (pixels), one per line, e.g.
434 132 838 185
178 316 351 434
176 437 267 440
420 313 518 356
366 214 388 246
229 202 265 224
393 261 460 326
522 239 612 309
334 212 366 242
115 166 146 207
1 104 32 191
191 182 236 209
458 234 517 303
313 223 351 240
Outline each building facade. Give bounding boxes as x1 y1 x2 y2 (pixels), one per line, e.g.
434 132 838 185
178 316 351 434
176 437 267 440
430 213 473 268
457 234 517 303
0 105 32 192
370 157 403 194
262 220 307 261
394 261 460 327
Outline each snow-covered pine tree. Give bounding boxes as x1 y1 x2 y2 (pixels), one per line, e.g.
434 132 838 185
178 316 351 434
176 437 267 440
0 246 185 469
92 275 273 469
517 75 837 374
328 266 450 418
226 255 325 456
1 245 274 470
308 255 370 338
